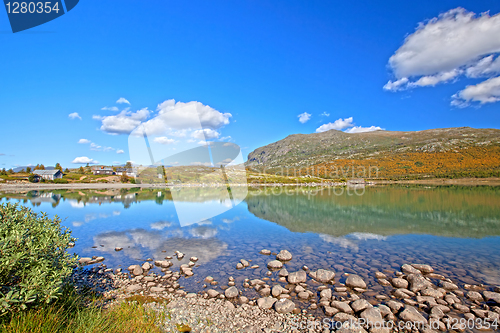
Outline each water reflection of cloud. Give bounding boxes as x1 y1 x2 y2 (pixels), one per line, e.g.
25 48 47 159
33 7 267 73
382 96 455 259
113 211 121 216
319 232 387 250
70 201 85 208
91 228 227 263
189 226 218 239
150 221 172 230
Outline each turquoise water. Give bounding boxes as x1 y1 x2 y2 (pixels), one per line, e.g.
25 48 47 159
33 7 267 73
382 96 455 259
2 186 500 293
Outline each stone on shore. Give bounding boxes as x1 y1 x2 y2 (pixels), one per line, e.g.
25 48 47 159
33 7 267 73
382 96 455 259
399 306 427 324
276 250 292 261
225 286 239 298
257 297 277 309
351 299 372 313
345 274 367 289
207 289 220 298
392 278 408 289
466 291 484 302
267 260 283 270
274 299 295 313
126 284 142 292
114 247 123 251
260 249 271 255
287 270 307 284
411 264 434 274
278 268 289 277
483 291 500 304
401 264 422 275
315 269 335 283
78 257 92 265
407 274 432 292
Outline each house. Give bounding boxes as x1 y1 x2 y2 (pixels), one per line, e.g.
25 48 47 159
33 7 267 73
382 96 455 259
33 169 63 180
115 167 136 177
92 166 115 175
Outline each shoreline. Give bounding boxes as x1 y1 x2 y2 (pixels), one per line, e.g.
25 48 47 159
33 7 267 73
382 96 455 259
1 177 499 191
74 249 500 333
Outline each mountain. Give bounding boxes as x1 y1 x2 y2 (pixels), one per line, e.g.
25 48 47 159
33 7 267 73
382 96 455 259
246 127 500 179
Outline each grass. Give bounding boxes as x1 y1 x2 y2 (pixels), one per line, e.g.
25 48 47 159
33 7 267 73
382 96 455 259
0 286 165 333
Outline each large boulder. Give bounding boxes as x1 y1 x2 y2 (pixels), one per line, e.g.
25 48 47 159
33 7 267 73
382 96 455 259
315 269 335 283
346 274 367 289
225 286 239 298
274 299 295 313
287 270 307 284
407 274 432 292
257 297 277 309
276 250 293 261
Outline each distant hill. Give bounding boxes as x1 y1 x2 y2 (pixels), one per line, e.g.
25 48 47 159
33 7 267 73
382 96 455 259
246 127 500 179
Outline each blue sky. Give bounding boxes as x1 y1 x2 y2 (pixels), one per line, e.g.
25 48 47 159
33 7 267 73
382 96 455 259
1 0 499 169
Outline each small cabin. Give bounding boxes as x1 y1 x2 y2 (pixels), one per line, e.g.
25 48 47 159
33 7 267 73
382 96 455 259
92 166 115 175
33 169 63 180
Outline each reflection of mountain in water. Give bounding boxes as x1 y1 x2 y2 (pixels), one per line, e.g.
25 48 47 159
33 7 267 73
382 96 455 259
245 186 500 238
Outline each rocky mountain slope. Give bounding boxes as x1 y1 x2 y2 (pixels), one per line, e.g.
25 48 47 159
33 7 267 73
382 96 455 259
246 127 500 179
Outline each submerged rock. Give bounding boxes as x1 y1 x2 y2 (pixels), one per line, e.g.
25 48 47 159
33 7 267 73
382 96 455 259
345 274 366 289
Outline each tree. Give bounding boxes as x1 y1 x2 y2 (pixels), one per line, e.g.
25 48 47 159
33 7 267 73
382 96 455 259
125 161 133 169
7 169 14 174
120 173 129 183
55 163 62 171
1 168 6 175
64 168 70 173
79 166 85 174
20 169 25 173
26 166 31 173
39 164 45 170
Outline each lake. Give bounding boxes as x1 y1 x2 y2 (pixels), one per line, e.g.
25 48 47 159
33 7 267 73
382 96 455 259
1 185 500 315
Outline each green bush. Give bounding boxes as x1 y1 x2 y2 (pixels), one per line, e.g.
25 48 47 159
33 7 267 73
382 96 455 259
0 203 77 315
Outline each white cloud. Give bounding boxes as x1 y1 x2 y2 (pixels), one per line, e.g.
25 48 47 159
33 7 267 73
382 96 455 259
153 136 176 145
116 97 130 105
78 139 90 144
320 112 330 117
191 129 220 140
408 69 461 87
344 126 384 133
68 112 81 120
98 108 150 135
383 77 409 91
297 112 311 124
385 8 500 106
101 106 119 111
388 8 500 79
466 55 500 78
316 117 354 133
140 99 231 134
89 142 114 152
72 156 98 164
116 149 125 154
452 76 500 106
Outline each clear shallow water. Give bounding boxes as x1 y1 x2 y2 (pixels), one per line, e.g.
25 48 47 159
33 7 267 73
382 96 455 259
2 185 500 297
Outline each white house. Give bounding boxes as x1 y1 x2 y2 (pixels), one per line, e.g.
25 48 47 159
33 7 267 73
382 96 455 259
33 169 63 180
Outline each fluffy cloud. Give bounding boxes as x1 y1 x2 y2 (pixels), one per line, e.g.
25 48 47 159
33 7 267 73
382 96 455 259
153 136 176 145
320 112 330 117
452 76 500 106
384 7 500 106
344 126 384 133
72 156 98 164
316 117 354 133
96 99 231 137
78 138 90 144
116 149 125 154
297 112 311 124
68 112 81 120
191 128 220 140
116 97 130 105
101 106 119 111
98 108 150 135
140 100 231 134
